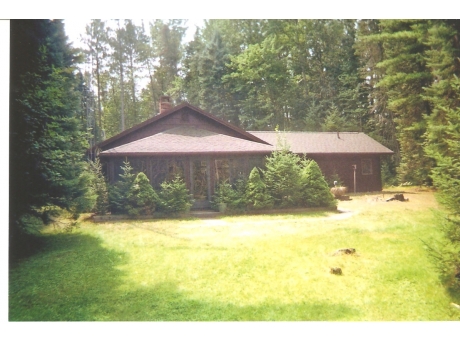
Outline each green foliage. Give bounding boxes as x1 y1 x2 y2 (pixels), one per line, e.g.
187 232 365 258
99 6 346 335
70 162 98 216
422 21 460 290
10 20 88 246
423 214 460 291
157 175 193 214
321 105 346 132
300 160 337 208
380 158 399 187
89 159 109 215
245 167 274 210
212 179 248 212
326 170 344 188
263 149 303 207
69 159 109 217
366 20 434 185
126 172 159 216
109 160 135 214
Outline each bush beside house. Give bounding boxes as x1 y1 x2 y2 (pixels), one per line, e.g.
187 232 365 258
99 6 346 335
126 172 159 216
214 150 337 213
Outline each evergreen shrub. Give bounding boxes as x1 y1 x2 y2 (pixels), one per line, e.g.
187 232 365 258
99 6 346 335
72 158 108 216
246 167 274 210
70 162 97 216
301 160 337 207
90 158 109 215
126 172 159 216
264 149 303 207
109 160 135 214
212 180 248 212
157 175 193 214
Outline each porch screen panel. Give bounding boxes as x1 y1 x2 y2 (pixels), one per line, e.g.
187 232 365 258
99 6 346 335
214 159 230 185
193 160 208 200
167 159 185 181
150 159 168 188
129 158 147 176
229 158 247 183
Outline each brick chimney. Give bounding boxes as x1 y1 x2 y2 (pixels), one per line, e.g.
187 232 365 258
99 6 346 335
159 95 172 114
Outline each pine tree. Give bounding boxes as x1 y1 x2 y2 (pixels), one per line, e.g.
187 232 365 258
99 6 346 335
157 175 192 214
10 20 88 253
89 158 109 215
109 159 135 214
368 20 434 184
126 172 159 216
301 160 336 207
82 19 109 142
264 149 303 207
246 167 274 210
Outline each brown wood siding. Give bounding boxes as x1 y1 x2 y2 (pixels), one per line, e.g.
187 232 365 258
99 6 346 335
309 154 382 192
101 152 382 210
101 152 266 192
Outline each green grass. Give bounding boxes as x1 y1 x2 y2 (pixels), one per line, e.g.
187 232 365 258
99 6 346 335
9 189 460 321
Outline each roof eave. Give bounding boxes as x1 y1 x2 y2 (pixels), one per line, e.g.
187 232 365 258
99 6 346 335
99 150 274 157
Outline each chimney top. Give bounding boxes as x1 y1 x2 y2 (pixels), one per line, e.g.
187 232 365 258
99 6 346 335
159 95 172 114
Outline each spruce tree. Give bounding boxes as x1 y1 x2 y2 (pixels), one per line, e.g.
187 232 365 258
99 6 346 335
10 20 88 249
89 158 109 215
126 172 159 216
157 175 192 214
264 149 303 207
367 20 434 184
246 167 274 210
301 160 336 207
109 159 135 214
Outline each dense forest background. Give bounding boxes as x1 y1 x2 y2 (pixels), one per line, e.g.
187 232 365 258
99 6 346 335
74 19 460 188
10 20 460 269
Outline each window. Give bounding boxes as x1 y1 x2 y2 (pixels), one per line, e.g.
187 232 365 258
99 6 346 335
362 159 373 175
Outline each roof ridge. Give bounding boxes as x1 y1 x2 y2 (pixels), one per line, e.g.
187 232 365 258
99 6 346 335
248 131 363 134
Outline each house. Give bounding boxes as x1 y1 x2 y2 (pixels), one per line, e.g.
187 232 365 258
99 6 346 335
93 97 393 209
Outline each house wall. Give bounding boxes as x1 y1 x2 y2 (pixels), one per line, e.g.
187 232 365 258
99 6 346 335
310 154 382 192
101 108 254 151
101 154 266 209
101 152 383 210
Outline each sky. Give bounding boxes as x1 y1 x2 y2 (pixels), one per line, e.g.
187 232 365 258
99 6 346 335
64 19 205 49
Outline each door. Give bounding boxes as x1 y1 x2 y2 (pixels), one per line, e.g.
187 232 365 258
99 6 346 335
191 159 211 209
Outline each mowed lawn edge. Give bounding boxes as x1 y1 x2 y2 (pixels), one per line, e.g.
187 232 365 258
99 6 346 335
9 189 460 321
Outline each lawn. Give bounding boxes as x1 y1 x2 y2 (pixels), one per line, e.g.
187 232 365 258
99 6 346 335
9 188 460 321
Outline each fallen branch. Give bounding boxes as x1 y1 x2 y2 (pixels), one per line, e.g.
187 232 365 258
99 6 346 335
332 248 356 256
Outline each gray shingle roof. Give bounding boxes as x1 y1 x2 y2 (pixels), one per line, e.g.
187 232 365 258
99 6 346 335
249 131 394 155
99 126 274 156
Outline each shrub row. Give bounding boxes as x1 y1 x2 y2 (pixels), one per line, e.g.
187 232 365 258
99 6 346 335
85 151 336 216
212 149 337 212
86 159 192 216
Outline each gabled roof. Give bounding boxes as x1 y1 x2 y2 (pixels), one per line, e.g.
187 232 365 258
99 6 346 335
95 102 393 157
249 132 394 155
94 102 269 150
99 126 274 157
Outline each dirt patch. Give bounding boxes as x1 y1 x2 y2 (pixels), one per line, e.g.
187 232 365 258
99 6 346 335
326 209 357 220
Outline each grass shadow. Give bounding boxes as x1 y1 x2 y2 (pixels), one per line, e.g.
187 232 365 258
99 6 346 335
9 231 128 321
9 230 360 321
113 282 361 321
